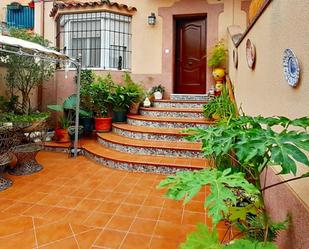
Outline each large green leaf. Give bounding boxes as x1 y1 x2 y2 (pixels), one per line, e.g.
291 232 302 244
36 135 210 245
226 239 277 249
157 168 259 226
180 224 222 249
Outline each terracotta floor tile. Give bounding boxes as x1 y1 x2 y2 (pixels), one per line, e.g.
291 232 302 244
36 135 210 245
106 215 134 231
143 196 165 208
120 233 151 249
105 192 128 203
115 204 140 217
75 228 101 249
22 204 52 218
70 223 93 234
20 192 48 203
86 190 109 200
137 207 161 220
154 221 184 239
38 194 63 206
149 237 179 249
0 216 33 237
164 199 184 210
75 199 101 212
184 201 205 213
0 199 15 211
4 202 34 215
64 210 92 224
39 236 78 249
70 188 91 198
129 218 156 235
94 229 126 248
96 201 120 214
83 212 112 228
35 221 73 246
0 229 36 249
57 196 83 209
159 208 183 224
124 194 146 205
43 207 71 222
182 211 205 226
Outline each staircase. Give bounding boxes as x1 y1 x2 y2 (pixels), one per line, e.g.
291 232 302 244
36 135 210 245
47 94 212 174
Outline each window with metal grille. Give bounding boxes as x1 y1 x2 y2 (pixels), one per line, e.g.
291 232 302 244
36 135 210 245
57 12 132 70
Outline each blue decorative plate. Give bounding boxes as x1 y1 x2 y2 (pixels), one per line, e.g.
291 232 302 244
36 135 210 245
283 49 300 87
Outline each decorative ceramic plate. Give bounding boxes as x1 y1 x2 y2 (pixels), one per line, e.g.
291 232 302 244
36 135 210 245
246 39 256 69
283 49 300 87
233 48 238 69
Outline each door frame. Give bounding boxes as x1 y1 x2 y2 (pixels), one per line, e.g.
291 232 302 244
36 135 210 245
173 14 208 94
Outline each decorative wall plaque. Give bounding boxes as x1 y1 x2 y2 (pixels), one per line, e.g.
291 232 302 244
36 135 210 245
246 39 256 69
283 49 300 87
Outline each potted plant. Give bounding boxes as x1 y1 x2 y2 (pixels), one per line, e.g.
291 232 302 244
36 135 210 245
48 94 88 142
208 41 227 95
123 73 145 114
110 84 135 123
79 70 95 134
150 85 165 100
89 75 114 132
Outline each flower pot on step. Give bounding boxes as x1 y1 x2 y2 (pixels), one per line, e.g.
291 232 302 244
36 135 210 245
95 117 112 132
113 111 127 123
80 117 93 134
129 102 140 115
154 91 163 100
55 128 70 143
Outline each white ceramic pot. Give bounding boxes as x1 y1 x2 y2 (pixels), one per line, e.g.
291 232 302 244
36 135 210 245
154 91 163 100
143 97 151 107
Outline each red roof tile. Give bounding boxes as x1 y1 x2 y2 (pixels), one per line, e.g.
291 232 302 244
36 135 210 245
50 0 137 17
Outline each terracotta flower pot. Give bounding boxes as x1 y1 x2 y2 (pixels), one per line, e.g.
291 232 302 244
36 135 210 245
95 117 112 132
129 102 140 114
55 128 70 143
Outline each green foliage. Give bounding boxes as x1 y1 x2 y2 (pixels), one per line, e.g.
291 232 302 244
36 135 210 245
0 112 50 124
226 239 277 249
0 95 19 113
150 84 165 94
86 75 115 117
59 116 70 129
186 116 309 179
236 213 289 242
203 86 236 121
208 41 227 68
180 224 221 249
110 84 137 112
180 224 278 249
158 168 259 226
2 29 55 114
79 69 95 86
123 73 145 103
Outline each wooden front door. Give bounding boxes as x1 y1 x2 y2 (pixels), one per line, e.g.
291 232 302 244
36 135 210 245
175 17 207 94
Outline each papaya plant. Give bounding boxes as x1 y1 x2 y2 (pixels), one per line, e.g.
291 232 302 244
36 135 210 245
158 115 309 247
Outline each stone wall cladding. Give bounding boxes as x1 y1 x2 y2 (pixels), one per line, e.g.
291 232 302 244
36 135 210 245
170 94 210 101
140 110 204 119
98 137 204 158
127 118 209 129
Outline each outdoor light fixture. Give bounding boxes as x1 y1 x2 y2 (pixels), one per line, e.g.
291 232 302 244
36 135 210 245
148 13 156 25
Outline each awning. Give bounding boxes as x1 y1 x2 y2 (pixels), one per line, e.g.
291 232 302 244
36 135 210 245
0 34 70 60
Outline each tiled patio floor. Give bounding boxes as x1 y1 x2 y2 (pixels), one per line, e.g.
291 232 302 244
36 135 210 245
0 151 226 249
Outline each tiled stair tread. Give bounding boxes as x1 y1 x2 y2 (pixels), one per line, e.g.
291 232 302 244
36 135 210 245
83 140 209 169
127 115 212 124
154 99 208 104
140 107 203 113
113 123 187 136
98 132 202 151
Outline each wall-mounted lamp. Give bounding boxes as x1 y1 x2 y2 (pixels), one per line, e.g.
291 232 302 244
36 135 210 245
148 13 156 25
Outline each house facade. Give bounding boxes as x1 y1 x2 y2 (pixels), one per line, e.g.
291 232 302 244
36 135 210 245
32 0 250 107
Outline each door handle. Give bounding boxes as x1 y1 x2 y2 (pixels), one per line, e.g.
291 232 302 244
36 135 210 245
188 61 193 65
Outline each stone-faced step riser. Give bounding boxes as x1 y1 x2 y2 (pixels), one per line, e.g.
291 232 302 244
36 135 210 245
113 127 189 142
153 102 205 109
98 137 204 158
140 110 204 119
127 118 209 129
171 94 210 101
45 147 191 174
